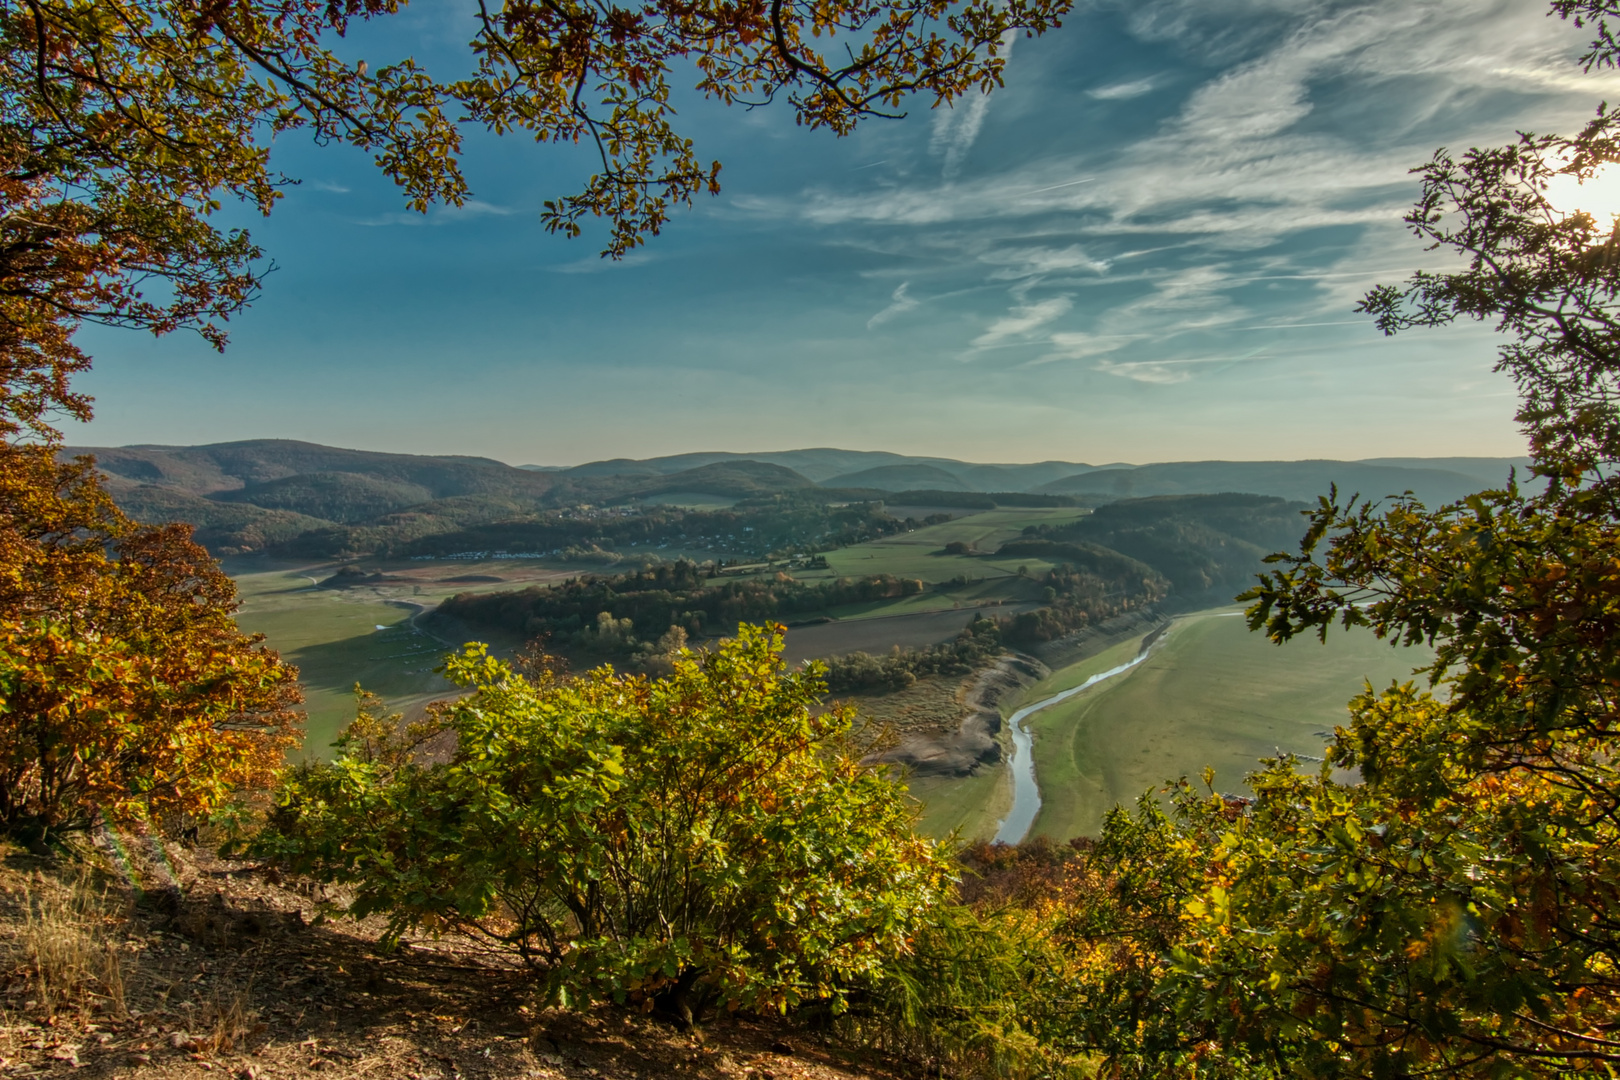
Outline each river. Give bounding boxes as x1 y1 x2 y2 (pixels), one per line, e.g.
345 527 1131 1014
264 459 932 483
991 649 1154 844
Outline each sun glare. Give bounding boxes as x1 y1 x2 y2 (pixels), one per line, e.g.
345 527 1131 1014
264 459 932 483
1543 164 1620 226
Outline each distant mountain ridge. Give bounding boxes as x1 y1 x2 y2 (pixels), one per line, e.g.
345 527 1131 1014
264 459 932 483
1033 459 1528 507
554 448 1532 504
60 439 1532 556
547 449 1117 490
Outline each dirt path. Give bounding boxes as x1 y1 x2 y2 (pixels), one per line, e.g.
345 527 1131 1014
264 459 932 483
388 598 459 648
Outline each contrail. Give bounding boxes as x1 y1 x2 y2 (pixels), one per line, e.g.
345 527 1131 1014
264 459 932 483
1019 177 1098 196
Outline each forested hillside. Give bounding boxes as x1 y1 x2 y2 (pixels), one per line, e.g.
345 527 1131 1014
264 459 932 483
66 439 1527 559
1007 493 1311 599
440 495 1301 676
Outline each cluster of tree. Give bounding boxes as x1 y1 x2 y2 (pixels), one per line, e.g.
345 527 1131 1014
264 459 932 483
0 446 301 851
820 554 1168 693
821 618 1006 692
279 497 936 561
441 560 926 657
999 559 1168 645
1008 493 1310 599
250 629 950 1024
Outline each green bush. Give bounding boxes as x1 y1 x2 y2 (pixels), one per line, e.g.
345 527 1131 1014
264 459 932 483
252 624 948 1024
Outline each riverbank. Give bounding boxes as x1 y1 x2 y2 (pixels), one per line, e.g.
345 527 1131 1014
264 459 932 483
900 615 1170 842
1018 608 1433 840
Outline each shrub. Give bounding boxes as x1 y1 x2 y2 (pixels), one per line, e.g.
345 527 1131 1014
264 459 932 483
0 446 301 846
253 624 948 1024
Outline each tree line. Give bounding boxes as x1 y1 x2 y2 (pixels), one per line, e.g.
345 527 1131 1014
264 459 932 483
440 560 927 660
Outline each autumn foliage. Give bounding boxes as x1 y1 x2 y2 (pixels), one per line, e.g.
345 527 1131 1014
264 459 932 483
0 443 300 846
254 625 943 1024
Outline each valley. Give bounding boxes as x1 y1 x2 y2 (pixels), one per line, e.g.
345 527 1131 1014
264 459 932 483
100 439 1459 838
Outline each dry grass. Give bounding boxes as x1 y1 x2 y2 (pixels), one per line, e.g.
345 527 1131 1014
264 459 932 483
8 865 134 1021
847 676 970 736
0 841 916 1079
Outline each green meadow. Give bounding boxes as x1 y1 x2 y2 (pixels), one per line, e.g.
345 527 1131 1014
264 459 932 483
1021 610 1433 840
909 767 1011 842
821 508 1090 583
229 563 464 754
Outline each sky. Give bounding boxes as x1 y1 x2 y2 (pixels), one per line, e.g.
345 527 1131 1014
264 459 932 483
58 0 1620 467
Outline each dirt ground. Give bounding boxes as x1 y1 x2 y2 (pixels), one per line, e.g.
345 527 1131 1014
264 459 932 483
0 841 916 1080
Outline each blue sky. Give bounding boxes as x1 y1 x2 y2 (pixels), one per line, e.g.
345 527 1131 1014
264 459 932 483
60 0 1618 466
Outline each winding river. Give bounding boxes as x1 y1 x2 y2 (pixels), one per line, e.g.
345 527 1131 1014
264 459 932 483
991 650 1153 844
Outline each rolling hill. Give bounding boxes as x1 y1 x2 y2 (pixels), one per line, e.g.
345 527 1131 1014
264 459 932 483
73 440 555 500
823 464 971 491
559 449 1530 500
61 439 1535 558
630 461 816 498
1033 459 1517 506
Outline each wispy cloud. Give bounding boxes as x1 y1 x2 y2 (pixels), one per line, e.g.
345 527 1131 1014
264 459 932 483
1095 353 1266 384
1088 77 1161 101
1095 357 1200 384
1029 331 1140 366
441 199 518 220
868 282 921 328
353 199 518 228
720 0 1615 414
928 30 1018 180
985 244 1111 280
971 296 1074 348
930 93 995 181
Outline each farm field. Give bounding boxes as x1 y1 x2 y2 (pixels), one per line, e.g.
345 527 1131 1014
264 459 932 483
1022 609 1434 840
223 508 1085 758
226 558 584 754
820 507 1089 583
229 565 449 756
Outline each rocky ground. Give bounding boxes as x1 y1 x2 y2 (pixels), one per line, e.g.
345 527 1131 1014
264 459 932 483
864 607 1173 780
0 842 914 1080
875 655 1048 777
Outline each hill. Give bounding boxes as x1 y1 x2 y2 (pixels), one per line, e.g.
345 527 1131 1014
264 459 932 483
564 449 1102 489
823 463 971 491
69 439 555 501
1355 456 1533 489
1024 492 1312 599
109 484 335 553
630 460 815 498
562 449 1531 499
1034 459 1504 506
62 439 1535 558
213 471 436 523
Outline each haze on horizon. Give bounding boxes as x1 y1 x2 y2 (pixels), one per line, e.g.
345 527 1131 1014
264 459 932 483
59 0 1594 466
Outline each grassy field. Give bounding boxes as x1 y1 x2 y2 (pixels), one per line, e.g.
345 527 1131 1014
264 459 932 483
1023 610 1433 840
229 565 453 755
222 508 1087 759
820 508 1089 584
910 767 1011 841
227 558 591 755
